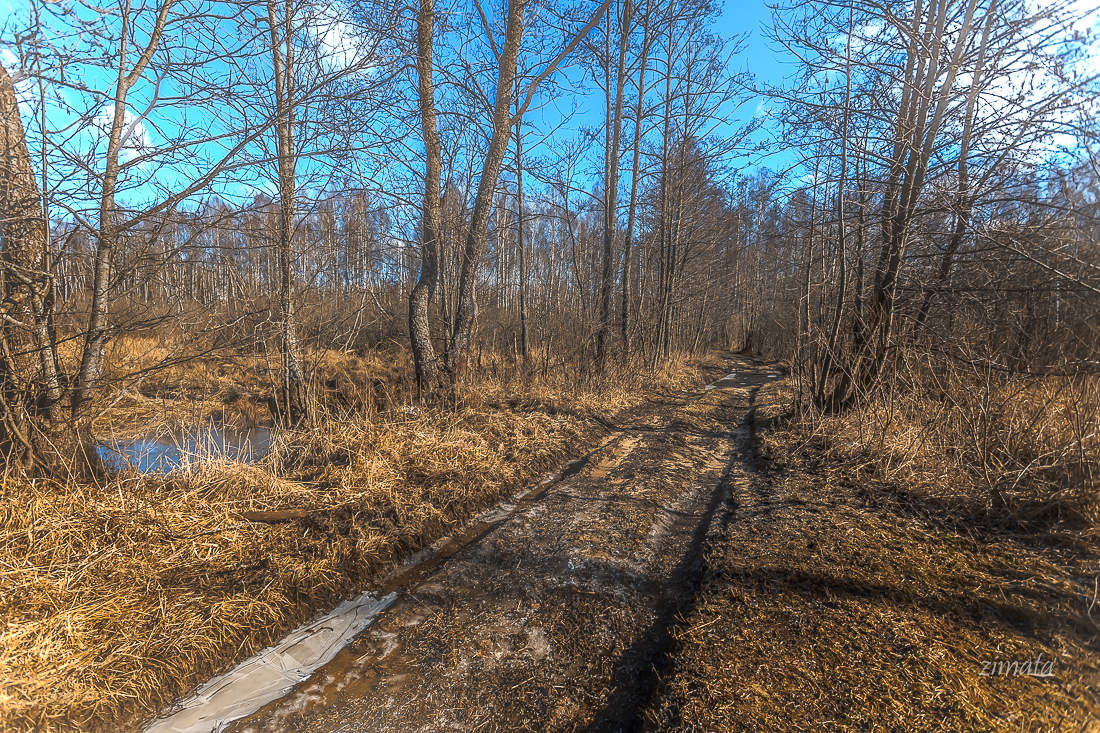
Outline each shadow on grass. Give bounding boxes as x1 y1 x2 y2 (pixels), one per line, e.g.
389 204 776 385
584 374 1095 732
583 383 764 733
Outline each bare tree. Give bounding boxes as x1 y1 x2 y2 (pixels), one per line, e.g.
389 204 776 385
0 63 54 470
593 0 634 367
409 0 443 394
71 0 176 411
410 0 613 382
262 0 311 423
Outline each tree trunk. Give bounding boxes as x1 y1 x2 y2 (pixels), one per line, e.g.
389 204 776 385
410 0 443 394
595 0 632 368
620 1 650 362
72 0 174 412
513 102 529 359
0 63 53 471
268 0 310 425
914 0 995 332
447 0 527 376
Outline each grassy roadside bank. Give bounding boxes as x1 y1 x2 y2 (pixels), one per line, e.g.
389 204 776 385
644 378 1100 731
0 345 724 732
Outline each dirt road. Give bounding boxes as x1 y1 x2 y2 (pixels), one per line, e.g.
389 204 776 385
228 358 781 732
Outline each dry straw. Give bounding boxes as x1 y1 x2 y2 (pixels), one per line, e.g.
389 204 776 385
644 377 1100 730
0 343 714 732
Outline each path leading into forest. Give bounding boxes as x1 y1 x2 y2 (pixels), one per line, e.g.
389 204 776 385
205 357 781 733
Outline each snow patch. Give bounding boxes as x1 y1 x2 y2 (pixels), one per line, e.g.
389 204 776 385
704 372 739 391
143 590 396 733
526 627 550 660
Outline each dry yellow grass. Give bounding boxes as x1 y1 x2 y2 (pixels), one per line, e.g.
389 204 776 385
0 341 720 732
793 365 1100 537
644 376 1100 731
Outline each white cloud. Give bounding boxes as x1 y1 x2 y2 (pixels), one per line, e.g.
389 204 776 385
94 107 153 162
1029 0 1100 76
310 4 376 75
316 15 357 70
1041 0 1100 34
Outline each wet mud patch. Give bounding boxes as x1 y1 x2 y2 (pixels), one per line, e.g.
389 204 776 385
229 357 781 732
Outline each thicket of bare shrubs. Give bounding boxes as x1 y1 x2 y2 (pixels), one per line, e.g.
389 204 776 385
793 347 1099 542
767 0 1100 547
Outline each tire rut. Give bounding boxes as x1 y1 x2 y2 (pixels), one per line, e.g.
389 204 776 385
228 358 781 733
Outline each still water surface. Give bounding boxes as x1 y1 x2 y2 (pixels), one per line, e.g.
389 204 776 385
97 426 272 473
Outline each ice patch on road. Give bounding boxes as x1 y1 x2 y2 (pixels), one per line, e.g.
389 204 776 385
526 627 550 660
704 372 738 391
143 590 396 733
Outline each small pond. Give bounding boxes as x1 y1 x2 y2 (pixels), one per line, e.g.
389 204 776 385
97 426 273 473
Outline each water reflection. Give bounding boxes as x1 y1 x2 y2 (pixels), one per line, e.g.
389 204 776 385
97 426 272 473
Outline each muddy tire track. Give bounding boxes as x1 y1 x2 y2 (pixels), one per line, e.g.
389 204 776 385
226 358 781 733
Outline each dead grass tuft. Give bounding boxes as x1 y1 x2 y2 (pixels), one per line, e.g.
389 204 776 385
790 358 1100 542
645 377 1100 731
0 344 718 732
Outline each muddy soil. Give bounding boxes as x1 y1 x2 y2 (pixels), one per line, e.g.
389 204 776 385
228 357 779 732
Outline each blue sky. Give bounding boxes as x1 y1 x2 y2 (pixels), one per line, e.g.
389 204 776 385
722 0 789 87
508 0 791 199
3 0 1096 222
0 0 788 217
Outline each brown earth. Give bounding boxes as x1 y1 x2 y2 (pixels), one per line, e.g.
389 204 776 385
230 358 782 732
221 356 1097 732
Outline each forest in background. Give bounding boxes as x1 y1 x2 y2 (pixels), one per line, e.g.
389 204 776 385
0 0 1096 453
0 0 1098 728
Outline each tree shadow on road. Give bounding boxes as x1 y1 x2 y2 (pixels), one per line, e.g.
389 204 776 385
584 384 765 733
